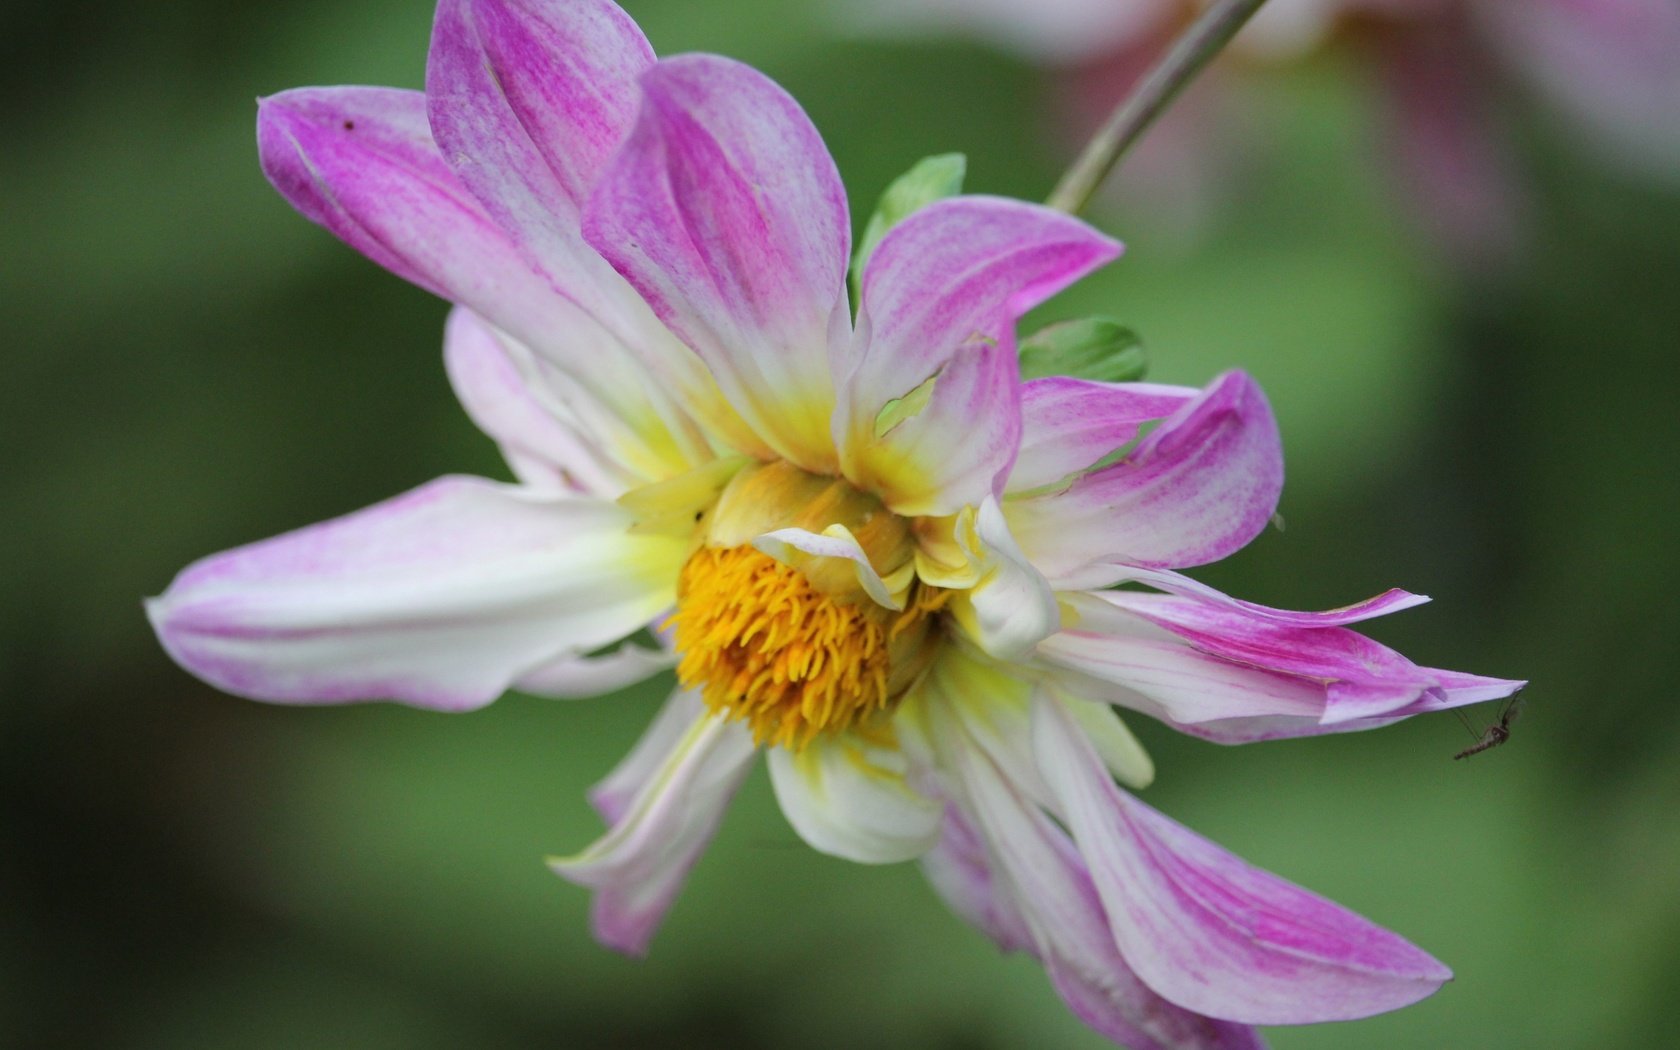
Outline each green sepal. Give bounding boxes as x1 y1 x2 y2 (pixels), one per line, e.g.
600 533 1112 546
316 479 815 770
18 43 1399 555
1018 318 1148 383
851 153 967 300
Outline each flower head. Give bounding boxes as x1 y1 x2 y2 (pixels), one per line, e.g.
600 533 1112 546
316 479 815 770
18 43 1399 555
147 1 1523 1044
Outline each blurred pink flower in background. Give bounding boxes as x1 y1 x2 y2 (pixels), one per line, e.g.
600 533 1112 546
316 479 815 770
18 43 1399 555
851 0 1680 262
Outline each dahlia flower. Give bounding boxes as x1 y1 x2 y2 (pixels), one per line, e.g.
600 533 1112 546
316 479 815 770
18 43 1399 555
147 1 1522 1045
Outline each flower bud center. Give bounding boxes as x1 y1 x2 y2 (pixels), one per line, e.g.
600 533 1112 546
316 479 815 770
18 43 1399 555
667 462 946 749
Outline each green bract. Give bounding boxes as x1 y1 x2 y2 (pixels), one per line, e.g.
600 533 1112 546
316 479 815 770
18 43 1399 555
851 153 967 300
1019 317 1147 384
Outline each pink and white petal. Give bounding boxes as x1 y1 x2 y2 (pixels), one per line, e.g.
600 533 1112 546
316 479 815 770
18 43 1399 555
894 704 1034 950
1039 594 1332 741
427 1 758 459
1100 591 1436 723
1428 669 1526 707
925 648 1049 808
840 197 1121 515
918 800 1036 955
932 701 1265 1050
1040 640 1329 743
1006 370 1282 584
146 476 685 711
427 0 652 255
1054 687 1155 789
1256 669 1524 738
259 88 573 361
1008 379 1198 494
767 731 941 863
1032 696 1452 1024
584 54 851 471
946 499 1060 661
1046 589 1517 736
842 326 1026 518
1100 564 1430 626
588 690 705 825
513 640 674 700
551 710 756 956
442 306 629 496
522 339 723 484
260 88 709 476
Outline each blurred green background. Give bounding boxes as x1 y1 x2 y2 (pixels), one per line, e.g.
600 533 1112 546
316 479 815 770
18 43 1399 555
5 1 1678 1047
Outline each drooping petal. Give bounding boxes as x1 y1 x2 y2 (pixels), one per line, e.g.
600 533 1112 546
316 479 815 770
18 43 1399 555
917 800 1035 955
840 197 1121 515
426 0 758 459
1032 695 1453 1024
442 306 629 496
921 648 1050 809
1008 378 1198 494
1103 590 1438 724
588 690 704 824
920 695 1264 1050
552 708 755 956
1425 669 1528 707
1038 591 1523 742
514 640 674 700
1040 606 1326 741
258 87 709 480
1099 564 1430 626
1006 370 1283 585
767 730 941 863
584 53 851 470
146 477 685 711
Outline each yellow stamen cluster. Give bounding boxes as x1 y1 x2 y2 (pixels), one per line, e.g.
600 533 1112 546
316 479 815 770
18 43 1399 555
669 545 947 749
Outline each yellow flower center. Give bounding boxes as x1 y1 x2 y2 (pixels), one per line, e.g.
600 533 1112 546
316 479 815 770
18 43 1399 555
662 460 947 749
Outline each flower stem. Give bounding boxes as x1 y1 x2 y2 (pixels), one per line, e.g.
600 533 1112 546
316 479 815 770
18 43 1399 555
1046 0 1271 215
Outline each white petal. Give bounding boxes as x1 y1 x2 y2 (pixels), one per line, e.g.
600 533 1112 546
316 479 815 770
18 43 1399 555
767 731 941 863
514 640 674 700
1054 687 1155 789
551 708 755 955
148 477 683 710
442 305 631 495
588 691 704 824
753 525 905 610
945 499 1060 661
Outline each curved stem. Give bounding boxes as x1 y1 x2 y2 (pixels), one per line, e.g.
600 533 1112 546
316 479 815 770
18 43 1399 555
1046 0 1271 215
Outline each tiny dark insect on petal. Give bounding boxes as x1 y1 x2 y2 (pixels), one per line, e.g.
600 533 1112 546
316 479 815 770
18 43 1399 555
1453 693 1524 760
342 120 355 130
